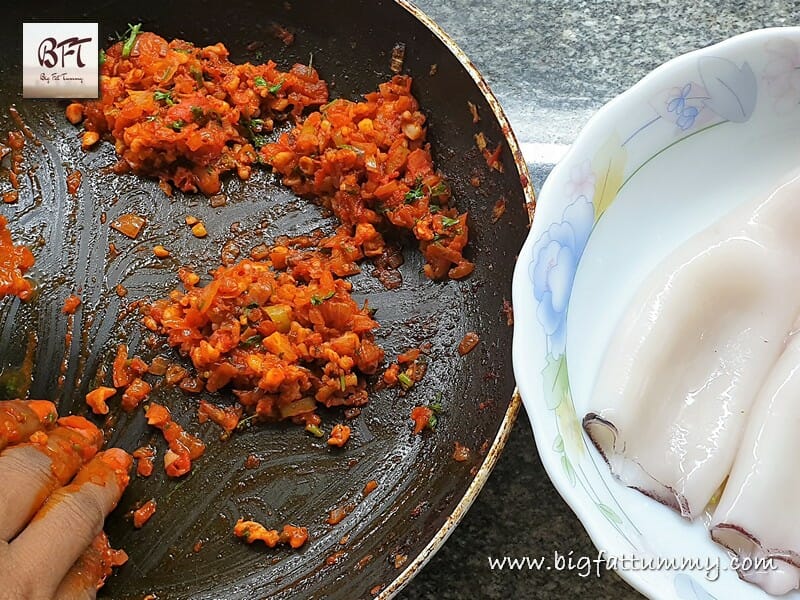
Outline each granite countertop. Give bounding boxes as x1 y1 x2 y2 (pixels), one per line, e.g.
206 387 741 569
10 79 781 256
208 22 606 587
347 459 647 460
400 2 800 598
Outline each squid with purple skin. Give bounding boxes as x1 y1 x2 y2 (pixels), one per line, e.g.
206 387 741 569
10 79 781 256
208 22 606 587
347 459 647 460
584 171 800 521
711 324 800 595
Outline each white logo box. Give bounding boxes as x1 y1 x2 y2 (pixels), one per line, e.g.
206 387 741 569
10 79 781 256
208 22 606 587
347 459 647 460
22 22 99 99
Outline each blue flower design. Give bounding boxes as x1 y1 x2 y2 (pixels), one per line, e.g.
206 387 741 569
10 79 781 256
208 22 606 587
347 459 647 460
667 83 700 130
529 195 594 358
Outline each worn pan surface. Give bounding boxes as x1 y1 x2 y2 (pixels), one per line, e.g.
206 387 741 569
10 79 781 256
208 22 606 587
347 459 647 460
0 1 533 598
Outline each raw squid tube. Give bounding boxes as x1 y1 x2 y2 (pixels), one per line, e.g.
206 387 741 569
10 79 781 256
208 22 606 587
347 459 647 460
583 171 800 519
710 328 800 596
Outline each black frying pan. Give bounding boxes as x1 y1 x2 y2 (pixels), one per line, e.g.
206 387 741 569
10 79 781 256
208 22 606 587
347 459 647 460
0 1 534 598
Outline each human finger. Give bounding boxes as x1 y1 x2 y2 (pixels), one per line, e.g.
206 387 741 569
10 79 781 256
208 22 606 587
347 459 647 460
8 449 132 600
0 416 103 541
53 531 128 600
0 400 57 452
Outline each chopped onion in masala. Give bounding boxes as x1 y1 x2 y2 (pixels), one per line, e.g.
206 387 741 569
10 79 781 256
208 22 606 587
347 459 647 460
262 75 473 280
72 30 327 195
144 240 385 423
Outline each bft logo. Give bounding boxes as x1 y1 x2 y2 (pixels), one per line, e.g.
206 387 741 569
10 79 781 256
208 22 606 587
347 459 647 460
23 23 99 99
37 37 93 69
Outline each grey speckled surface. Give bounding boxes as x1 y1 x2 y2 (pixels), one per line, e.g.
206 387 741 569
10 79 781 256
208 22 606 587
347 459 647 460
399 2 800 599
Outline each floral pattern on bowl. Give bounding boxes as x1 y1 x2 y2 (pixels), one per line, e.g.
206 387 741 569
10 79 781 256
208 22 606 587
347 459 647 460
513 28 800 600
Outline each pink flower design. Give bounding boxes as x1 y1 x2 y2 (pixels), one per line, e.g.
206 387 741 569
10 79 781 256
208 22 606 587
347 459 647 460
763 38 800 114
564 159 595 202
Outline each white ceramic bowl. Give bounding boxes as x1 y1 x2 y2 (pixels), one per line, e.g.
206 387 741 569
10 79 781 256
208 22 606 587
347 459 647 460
512 27 800 600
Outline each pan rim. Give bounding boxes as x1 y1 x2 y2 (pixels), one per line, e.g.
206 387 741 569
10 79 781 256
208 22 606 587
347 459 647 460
378 1 535 597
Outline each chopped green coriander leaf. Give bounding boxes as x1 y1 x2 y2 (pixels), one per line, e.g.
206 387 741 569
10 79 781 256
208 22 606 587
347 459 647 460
310 290 335 306
240 335 263 348
190 105 204 120
426 414 439 431
404 184 425 203
337 144 364 155
159 65 176 83
99 49 106 66
253 76 267 87
398 372 413 389
268 79 284 94
339 373 347 392
248 118 264 131
236 414 258 430
428 182 448 196
153 89 174 106
169 120 185 131
427 413 438 430
122 23 142 59
429 400 443 413
251 134 270 148
305 423 324 438
190 66 204 86
320 99 338 112
441 216 460 227
429 204 441 213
